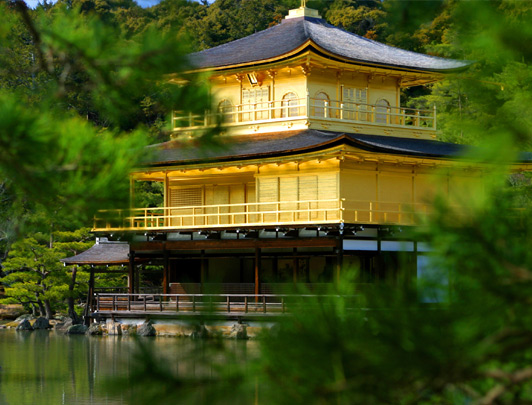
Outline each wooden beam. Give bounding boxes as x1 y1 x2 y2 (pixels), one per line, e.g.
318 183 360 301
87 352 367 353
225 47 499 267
132 237 337 252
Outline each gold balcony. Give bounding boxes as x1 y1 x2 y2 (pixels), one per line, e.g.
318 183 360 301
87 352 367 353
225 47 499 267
172 96 436 138
92 199 430 232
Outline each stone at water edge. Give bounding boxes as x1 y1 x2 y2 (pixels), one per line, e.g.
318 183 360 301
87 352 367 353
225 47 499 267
229 323 248 340
137 321 156 337
86 324 103 335
14 314 35 322
66 324 88 335
107 321 122 336
54 317 73 332
33 317 50 330
16 319 33 331
190 324 209 339
121 324 137 335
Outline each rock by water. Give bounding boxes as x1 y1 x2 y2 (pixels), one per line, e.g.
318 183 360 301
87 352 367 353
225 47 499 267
190 324 209 339
14 314 35 322
33 317 50 330
137 321 156 337
66 324 88 334
16 319 33 331
86 324 103 335
229 323 248 340
55 317 73 332
107 321 122 335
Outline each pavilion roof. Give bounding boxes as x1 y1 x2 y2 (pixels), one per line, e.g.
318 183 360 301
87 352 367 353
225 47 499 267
145 130 473 167
189 16 468 72
61 240 131 266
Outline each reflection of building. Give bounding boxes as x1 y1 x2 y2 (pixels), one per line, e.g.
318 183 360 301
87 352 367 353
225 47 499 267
66 6 518 312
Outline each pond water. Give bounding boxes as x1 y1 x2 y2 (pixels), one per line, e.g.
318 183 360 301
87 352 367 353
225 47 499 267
0 329 253 405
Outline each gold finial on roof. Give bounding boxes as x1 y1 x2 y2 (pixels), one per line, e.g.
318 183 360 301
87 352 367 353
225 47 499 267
286 1 321 19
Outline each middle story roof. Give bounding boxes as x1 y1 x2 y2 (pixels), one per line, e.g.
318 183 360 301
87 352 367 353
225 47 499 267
144 130 473 167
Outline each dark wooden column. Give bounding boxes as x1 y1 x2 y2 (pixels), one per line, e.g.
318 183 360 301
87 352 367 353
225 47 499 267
335 236 344 284
292 247 298 284
128 251 135 294
135 265 140 294
163 249 169 295
255 247 261 301
84 268 95 326
200 250 206 293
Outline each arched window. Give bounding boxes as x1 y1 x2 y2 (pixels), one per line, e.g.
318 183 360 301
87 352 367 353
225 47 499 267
218 99 234 123
314 92 330 118
281 92 298 118
375 99 390 124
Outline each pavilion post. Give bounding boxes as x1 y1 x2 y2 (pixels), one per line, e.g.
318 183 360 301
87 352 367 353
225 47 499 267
335 235 344 284
255 247 261 302
163 250 169 296
128 251 135 294
293 247 298 284
200 249 206 294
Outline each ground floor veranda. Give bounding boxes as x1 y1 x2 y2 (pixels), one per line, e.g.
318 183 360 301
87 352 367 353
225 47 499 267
67 224 434 321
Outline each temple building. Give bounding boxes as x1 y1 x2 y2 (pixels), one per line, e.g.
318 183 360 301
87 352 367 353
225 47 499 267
65 5 522 310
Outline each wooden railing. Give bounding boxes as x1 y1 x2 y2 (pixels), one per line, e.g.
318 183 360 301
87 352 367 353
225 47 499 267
172 96 436 131
92 199 430 231
92 293 362 316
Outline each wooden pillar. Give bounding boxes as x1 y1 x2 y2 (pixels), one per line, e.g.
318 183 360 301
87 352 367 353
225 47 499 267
292 247 298 284
129 176 135 209
135 264 140 294
335 236 344 284
200 250 206 293
255 248 261 301
88 269 95 306
84 268 95 326
163 171 169 227
128 251 135 294
163 250 169 295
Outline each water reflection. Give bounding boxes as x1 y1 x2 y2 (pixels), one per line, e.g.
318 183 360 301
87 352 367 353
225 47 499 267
0 329 253 405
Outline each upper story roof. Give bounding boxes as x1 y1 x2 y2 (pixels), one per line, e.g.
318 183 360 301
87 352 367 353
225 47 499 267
189 9 468 73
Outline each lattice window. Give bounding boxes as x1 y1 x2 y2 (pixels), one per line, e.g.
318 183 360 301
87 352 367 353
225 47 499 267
313 92 330 118
169 187 203 207
242 87 270 120
343 87 367 120
218 99 234 123
281 92 299 118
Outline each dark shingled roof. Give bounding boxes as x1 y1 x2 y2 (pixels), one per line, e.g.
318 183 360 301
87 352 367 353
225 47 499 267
61 241 130 265
189 16 468 72
146 130 470 166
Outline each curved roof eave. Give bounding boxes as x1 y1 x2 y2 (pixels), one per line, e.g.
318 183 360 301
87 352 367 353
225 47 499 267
193 41 467 76
188 17 469 74
144 130 472 168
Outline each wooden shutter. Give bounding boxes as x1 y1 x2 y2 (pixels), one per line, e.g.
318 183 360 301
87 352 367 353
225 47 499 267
169 186 203 227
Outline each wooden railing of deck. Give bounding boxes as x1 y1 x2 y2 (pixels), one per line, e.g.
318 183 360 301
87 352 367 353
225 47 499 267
172 97 436 131
92 293 362 316
93 199 430 232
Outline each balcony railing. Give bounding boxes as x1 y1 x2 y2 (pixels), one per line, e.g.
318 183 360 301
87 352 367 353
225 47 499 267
172 96 436 132
92 199 430 232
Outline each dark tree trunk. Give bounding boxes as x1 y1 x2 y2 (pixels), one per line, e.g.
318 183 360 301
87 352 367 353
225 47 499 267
36 299 45 317
43 299 53 320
